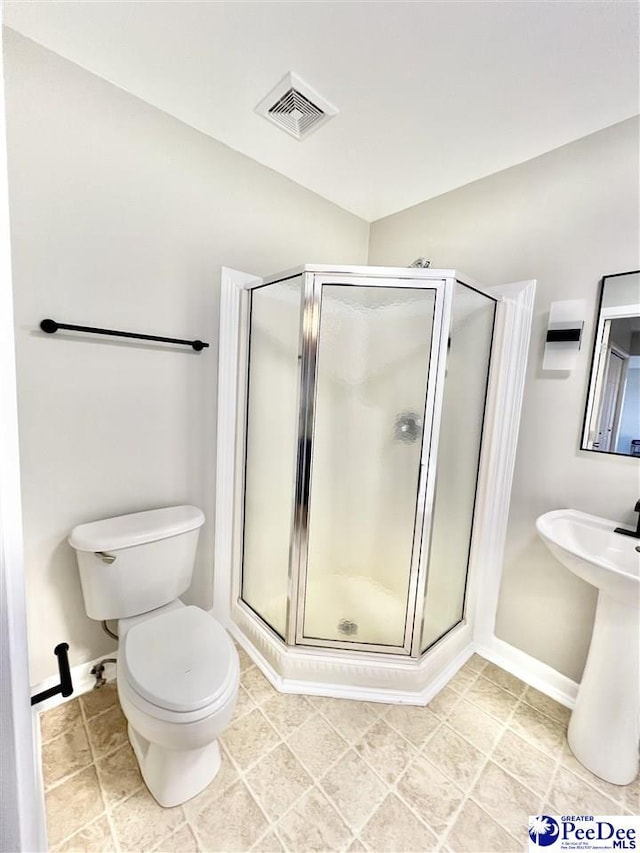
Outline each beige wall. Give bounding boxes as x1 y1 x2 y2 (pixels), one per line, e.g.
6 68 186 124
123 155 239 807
4 30 369 683
369 117 640 682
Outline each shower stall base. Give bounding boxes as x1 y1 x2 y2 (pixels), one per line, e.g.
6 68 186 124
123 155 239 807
258 574 408 648
214 265 535 704
232 596 475 705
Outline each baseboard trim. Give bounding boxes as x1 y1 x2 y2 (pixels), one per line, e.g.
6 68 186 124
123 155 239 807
30 637 577 714
30 652 118 715
474 636 578 709
231 619 475 706
275 644 475 706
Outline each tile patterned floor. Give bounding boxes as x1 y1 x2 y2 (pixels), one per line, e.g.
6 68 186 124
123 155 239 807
40 652 639 852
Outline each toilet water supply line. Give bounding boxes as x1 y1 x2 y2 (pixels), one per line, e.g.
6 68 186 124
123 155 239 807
91 656 117 689
102 619 118 640
89 620 119 688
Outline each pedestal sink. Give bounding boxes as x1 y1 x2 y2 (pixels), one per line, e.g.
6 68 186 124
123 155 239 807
536 509 639 785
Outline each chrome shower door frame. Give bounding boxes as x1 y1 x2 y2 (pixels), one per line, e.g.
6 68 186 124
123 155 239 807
289 271 454 656
235 272 306 645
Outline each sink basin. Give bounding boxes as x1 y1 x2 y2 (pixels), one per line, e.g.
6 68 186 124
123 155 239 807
536 509 640 786
536 509 639 602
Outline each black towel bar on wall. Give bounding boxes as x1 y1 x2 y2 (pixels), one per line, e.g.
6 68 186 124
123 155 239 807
39 318 209 352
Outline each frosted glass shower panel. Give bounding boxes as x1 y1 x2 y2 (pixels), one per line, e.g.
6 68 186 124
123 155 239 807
302 285 437 648
241 277 302 638
421 283 496 651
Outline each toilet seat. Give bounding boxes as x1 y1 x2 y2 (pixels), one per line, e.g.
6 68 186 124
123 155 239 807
121 606 238 716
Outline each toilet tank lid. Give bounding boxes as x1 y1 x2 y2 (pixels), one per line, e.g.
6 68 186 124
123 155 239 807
68 505 205 552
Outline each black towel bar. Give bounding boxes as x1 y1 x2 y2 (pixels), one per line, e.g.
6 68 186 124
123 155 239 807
40 318 209 352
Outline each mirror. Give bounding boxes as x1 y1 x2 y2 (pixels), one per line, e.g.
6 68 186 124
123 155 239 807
582 271 640 456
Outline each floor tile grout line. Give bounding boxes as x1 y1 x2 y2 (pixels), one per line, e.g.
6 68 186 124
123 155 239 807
49 809 111 852
279 702 372 776
43 736 132 797
267 733 355 829
187 812 207 853
466 689 544 841
78 689 122 726
250 667 521 847
249 818 289 853
101 774 125 853
458 688 566 844
241 755 309 828
540 737 566 815
233 710 374 850
437 753 492 850
389 744 476 842
314 771 385 841
465 794 530 850
149 818 190 853
38 701 85 748
465 795 527 852
42 659 634 853
372 705 443 751
49 696 124 852
302 712 395 836
556 745 628 806
214 725 324 850
436 688 521 848
386 772 454 846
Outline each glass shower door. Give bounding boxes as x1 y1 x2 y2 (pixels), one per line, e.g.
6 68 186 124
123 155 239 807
420 282 496 651
298 279 443 651
241 276 302 639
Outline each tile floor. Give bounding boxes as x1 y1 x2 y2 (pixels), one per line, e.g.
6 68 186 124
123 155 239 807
40 652 639 852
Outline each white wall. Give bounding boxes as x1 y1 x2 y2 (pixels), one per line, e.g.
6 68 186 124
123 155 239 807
7 24 639 688
0 24 45 853
369 117 640 682
4 29 369 683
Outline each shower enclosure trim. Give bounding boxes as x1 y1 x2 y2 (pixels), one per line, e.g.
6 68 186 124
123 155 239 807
213 265 536 703
286 272 455 657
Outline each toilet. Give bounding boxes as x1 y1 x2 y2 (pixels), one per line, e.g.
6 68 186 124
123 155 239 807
69 505 239 807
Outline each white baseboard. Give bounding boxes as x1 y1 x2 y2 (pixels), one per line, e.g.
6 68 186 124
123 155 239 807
29 636 577 716
30 652 118 715
475 636 578 709
273 644 475 706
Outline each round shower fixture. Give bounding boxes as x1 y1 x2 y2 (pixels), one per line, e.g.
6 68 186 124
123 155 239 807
394 411 423 443
214 264 514 703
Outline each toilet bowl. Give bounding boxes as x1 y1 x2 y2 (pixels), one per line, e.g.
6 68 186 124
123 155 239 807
117 602 239 807
69 505 239 807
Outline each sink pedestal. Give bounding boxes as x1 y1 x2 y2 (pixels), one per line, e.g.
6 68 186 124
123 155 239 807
568 591 639 786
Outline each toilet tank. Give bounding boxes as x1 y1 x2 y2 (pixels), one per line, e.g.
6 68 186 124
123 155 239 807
69 505 205 621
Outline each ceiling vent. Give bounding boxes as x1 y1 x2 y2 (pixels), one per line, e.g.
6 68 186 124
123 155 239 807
256 72 338 141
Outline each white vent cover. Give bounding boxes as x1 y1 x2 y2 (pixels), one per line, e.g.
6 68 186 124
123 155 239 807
256 72 338 140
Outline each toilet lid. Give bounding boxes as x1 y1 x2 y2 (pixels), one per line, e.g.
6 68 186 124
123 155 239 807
122 606 237 713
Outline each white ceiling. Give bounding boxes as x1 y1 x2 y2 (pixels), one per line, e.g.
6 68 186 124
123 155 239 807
4 0 639 222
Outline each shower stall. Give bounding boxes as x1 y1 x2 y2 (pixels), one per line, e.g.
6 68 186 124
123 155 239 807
215 265 531 702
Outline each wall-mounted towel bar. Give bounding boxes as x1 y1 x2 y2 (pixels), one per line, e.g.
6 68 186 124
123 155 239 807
39 318 209 352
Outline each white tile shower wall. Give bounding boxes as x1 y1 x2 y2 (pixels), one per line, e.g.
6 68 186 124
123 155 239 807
368 116 640 682
4 29 369 683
